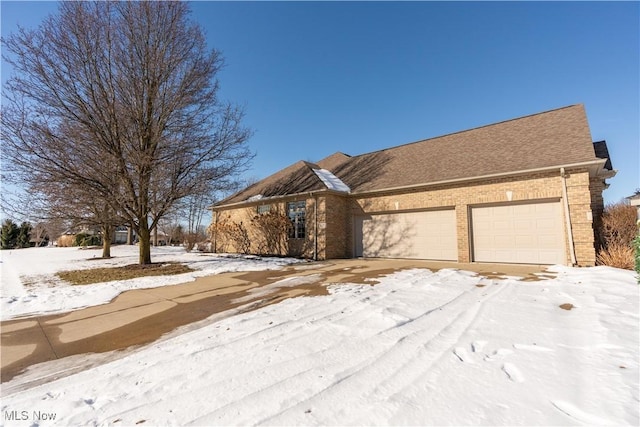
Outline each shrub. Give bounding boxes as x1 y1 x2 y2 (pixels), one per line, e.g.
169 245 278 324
209 219 251 254
250 212 291 256
596 242 634 270
596 203 637 270
598 204 637 247
634 231 640 278
57 234 75 247
73 233 101 247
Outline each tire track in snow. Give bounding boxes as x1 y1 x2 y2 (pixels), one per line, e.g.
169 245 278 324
180 270 460 375
185 272 480 424
31 269 485 426
259 280 510 425
372 281 512 421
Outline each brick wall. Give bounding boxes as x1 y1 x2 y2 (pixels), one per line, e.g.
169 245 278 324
212 197 316 259
212 169 600 266
349 169 597 266
564 169 597 265
322 194 352 259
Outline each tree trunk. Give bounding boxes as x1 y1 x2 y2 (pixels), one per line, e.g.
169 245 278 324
101 224 112 258
138 219 152 264
127 226 133 245
153 224 158 246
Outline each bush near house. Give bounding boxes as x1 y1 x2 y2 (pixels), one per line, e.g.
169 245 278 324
209 219 251 254
73 233 102 247
596 203 637 270
634 231 640 278
208 212 293 257
57 235 75 247
250 212 291 256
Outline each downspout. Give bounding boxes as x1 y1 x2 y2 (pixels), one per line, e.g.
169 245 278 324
560 168 577 266
212 210 218 254
313 193 318 261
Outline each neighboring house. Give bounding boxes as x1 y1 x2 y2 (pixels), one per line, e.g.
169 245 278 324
114 226 137 244
29 225 49 247
153 231 169 246
628 194 640 220
56 225 100 247
57 225 137 246
211 104 615 266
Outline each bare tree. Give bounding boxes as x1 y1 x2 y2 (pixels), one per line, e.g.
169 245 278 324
29 180 125 258
1 1 252 264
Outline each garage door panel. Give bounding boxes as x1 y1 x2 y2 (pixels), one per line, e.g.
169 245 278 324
535 218 554 228
494 235 513 246
535 203 556 214
515 235 535 246
538 235 560 247
514 218 533 229
356 210 457 260
494 220 510 229
472 202 565 265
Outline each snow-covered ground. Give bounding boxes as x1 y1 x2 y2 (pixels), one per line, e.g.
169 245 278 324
0 245 299 320
1 247 639 426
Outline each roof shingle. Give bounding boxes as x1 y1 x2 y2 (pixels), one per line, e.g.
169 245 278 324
216 104 603 206
337 104 598 192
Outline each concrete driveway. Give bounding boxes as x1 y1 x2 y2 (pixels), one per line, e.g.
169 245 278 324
1 259 550 384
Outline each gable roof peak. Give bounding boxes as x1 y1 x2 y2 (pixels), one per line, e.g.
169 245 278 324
316 152 352 171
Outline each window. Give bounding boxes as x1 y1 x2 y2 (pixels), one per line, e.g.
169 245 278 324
287 201 306 239
257 204 271 214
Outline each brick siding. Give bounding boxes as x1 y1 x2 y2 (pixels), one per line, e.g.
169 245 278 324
213 168 599 266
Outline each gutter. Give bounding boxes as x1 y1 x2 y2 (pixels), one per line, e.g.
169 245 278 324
212 188 348 211
313 193 318 261
560 167 577 266
212 159 609 211
350 159 608 198
212 211 218 253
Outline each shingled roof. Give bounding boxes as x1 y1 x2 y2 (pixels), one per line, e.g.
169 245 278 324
216 104 607 206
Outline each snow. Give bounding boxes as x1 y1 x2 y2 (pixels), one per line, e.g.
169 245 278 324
0 245 298 320
1 248 639 426
313 168 350 192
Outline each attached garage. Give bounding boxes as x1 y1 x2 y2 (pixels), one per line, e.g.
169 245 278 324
471 201 566 265
355 209 457 260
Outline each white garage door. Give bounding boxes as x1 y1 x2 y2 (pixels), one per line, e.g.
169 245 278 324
355 210 457 260
471 202 565 264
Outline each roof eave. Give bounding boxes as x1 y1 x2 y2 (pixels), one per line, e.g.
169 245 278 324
212 159 611 210
351 159 610 197
211 188 350 210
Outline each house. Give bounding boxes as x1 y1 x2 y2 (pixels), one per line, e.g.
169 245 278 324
627 193 640 220
114 226 137 244
210 104 615 266
29 224 49 247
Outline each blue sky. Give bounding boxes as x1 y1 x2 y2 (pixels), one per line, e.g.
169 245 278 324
2 1 638 205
